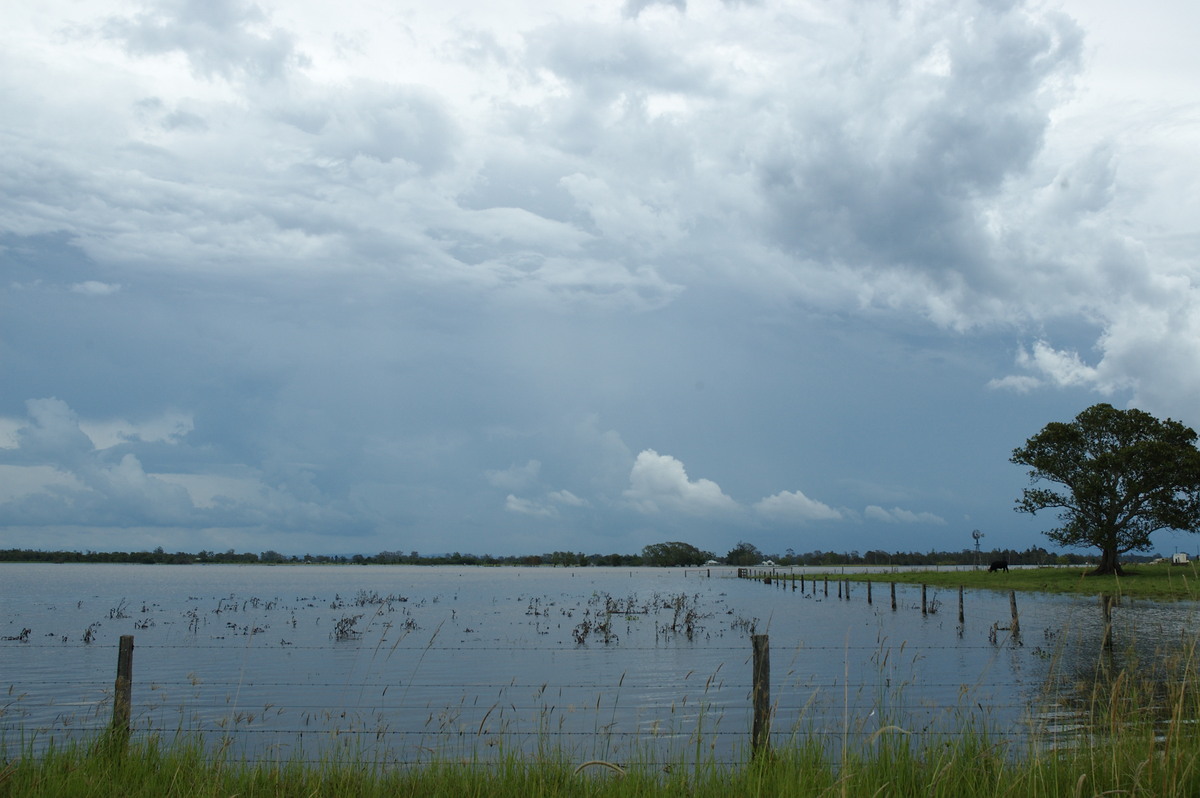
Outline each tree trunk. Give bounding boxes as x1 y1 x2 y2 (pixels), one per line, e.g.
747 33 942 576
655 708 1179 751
1089 546 1124 576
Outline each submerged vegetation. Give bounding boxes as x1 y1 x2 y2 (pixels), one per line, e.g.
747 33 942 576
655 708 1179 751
9 565 1200 795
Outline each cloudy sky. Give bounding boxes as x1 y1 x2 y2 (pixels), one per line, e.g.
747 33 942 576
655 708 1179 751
2 0 1198 559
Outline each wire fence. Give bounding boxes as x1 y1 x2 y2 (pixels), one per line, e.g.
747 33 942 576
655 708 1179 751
2 566 1167 768
3 634 1067 767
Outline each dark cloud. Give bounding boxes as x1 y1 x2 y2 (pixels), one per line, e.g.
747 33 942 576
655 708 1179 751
103 0 304 82
1 0 1195 556
755 5 1083 291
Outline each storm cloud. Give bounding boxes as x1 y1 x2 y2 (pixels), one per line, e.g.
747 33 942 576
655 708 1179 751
2 0 1198 557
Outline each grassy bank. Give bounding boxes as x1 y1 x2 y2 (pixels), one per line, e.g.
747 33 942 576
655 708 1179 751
5 721 1200 798
799 561 1200 601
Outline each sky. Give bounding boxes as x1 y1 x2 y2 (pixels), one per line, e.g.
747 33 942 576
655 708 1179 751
2 0 1199 559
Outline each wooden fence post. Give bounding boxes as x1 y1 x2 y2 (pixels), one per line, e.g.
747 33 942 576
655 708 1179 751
867 580 872 605
890 582 896 611
921 584 928 616
111 635 134 745
1009 590 1020 639
752 634 771 758
1101 594 1114 650
958 586 965 625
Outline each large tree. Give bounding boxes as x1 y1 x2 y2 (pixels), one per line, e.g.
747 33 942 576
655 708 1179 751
641 541 714 567
1011 403 1200 575
724 541 763 566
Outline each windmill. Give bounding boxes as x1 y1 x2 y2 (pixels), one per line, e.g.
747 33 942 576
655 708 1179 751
972 530 984 570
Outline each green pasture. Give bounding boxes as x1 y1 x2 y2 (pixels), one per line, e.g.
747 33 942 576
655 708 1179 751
799 561 1200 601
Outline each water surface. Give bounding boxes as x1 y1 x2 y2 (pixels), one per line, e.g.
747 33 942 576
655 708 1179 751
2 563 1195 764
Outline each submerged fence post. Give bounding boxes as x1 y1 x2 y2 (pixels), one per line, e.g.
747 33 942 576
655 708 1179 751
1009 590 1020 639
1101 594 1114 650
752 634 771 758
867 580 872 605
890 582 896 611
958 585 965 625
921 584 928 616
111 635 134 745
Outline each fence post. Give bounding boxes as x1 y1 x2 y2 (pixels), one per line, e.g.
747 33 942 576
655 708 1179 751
867 580 872 605
890 582 896 611
752 634 771 758
958 586 964 625
1101 594 1114 650
1009 590 1020 639
111 635 134 747
921 584 928 616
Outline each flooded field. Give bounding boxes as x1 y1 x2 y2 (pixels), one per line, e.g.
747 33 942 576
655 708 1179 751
2 563 1198 765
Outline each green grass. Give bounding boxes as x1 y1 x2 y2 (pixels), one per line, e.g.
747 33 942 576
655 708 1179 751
798 561 1200 601
6 718 1200 798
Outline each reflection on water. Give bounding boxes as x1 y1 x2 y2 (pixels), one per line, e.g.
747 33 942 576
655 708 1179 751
2 564 1199 764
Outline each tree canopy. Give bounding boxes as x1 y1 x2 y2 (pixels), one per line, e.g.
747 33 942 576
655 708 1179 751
724 541 763 566
640 541 714 567
1011 403 1200 575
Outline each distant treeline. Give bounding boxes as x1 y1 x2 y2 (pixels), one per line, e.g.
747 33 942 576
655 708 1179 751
0 544 1153 567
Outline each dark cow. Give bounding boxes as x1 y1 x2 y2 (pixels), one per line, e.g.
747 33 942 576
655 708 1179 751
988 560 1009 573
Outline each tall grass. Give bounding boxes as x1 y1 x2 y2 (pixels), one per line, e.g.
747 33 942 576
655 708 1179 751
5 722 1200 798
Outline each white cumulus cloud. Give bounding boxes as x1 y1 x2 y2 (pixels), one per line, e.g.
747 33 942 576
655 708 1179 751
624 449 737 515
864 506 946 525
504 494 558 518
755 490 842 522
548 489 588 507
486 460 542 490
70 281 121 295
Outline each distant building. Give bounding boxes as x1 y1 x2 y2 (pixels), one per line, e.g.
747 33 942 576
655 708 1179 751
1173 552 1189 565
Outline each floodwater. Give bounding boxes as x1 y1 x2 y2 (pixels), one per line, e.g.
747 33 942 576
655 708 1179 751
1 563 1197 765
